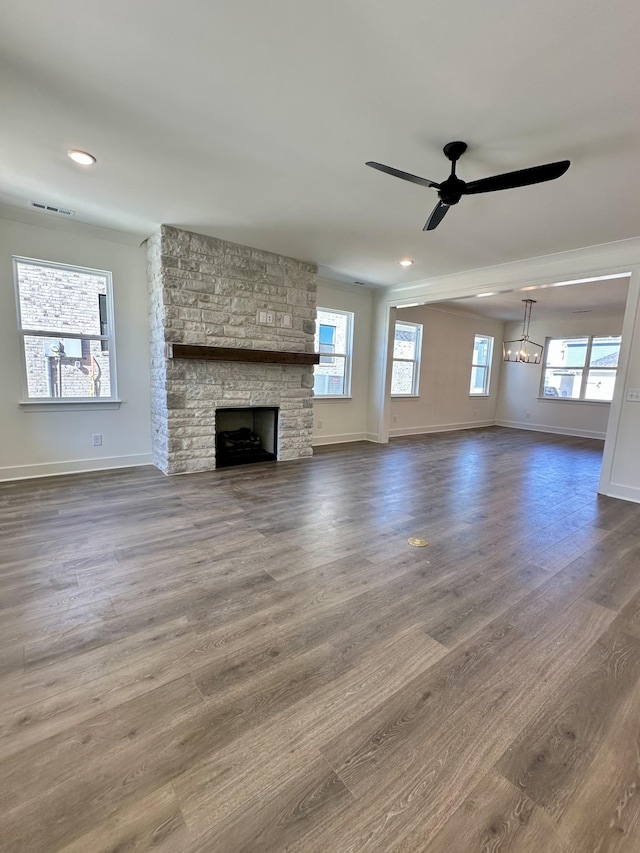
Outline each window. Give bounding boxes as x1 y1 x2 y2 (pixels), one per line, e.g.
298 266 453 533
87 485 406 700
313 308 353 396
14 257 117 401
391 320 422 396
470 334 494 395
541 335 621 401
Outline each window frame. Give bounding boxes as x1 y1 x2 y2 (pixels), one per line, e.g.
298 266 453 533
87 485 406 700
313 307 354 398
13 256 119 405
539 334 621 403
391 320 423 398
469 334 494 397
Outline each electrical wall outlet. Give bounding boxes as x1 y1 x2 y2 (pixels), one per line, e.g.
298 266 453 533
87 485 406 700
92 434 102 446
525 412 531 419
317 419 323 429
258 310 275 326
626 389 640 402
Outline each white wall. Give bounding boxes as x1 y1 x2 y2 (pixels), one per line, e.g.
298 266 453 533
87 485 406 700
313 279 373 445
496 310 624 439
0 209 152 479
389 305 504 436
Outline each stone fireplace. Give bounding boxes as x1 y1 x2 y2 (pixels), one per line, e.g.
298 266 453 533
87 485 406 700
147 226 317 475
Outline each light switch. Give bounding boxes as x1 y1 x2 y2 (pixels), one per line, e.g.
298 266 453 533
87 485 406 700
281 313 292 328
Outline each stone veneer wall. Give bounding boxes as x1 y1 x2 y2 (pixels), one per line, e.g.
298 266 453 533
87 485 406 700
147 225 317 474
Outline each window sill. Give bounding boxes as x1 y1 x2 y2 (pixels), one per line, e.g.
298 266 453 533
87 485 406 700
536 397 611 405
313 395 353 401
391 395 420 399
469 394 490 398
19 400 122 411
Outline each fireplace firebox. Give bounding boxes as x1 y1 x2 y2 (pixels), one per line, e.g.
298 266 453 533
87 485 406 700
215 407 279 468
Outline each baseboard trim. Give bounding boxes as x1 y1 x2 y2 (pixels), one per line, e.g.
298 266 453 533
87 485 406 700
598 482 640 504
389 420 495 438
495 420 606 441
312 432 369 447
0 453 154 482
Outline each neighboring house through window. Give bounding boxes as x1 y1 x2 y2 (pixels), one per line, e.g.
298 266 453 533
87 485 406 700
313 308 353 396
391 320 422 396
14 257 117 401
541 335 621 401
469 334 494 395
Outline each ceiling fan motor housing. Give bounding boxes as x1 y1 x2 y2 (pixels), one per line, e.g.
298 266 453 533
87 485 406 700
439 176 466 206
439 141 468 205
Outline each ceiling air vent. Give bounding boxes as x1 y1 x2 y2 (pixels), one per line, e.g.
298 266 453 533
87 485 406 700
30 201 75 217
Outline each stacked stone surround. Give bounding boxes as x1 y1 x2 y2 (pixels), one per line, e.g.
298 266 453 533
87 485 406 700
147 225 317 474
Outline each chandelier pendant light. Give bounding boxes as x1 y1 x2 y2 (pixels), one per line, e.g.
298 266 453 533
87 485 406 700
503 299 544 364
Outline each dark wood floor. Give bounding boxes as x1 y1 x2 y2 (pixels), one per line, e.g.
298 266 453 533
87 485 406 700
1 427 640 852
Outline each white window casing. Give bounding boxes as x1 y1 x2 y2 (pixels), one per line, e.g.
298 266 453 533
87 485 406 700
391 320 422 397
313 308 354 398
14 256 118 405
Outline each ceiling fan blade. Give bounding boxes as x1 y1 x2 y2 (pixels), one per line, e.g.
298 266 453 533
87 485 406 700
424 201 449 231
463 160 570 195
366 161 440 190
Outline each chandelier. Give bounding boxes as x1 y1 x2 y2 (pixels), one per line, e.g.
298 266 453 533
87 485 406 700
503 299 544 364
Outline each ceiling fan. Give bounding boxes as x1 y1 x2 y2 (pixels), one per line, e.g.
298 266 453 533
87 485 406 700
366 141 570 231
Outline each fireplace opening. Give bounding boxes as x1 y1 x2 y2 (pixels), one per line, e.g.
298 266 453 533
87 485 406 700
215 407 279 468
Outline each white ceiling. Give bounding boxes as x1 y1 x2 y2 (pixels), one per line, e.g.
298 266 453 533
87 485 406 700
431 275 631 321
1 1 639 288
431 276 629 320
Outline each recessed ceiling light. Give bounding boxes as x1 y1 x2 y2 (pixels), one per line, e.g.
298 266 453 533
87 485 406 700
475 292 497 298
399 259 413 267
67 150 96 166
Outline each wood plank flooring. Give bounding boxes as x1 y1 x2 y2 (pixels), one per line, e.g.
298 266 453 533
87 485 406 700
1 426 640 851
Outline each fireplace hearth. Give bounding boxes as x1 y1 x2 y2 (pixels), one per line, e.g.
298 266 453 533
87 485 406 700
215 407 278 468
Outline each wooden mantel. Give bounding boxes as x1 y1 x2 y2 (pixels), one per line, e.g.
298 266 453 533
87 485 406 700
169 343 320 366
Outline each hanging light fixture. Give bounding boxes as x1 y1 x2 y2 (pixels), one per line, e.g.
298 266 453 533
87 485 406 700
503 299 544 364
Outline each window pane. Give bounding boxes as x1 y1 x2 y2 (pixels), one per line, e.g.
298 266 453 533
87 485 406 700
391 360 415 395
473 335 491 366
315 311 347 354
589 336 621 368
318 324 335 353
393 322 418 359
545 337 588 367
313 355 345 395
470 366 487 395
17 262 107 335
584 370 616 401
23 336 112 398
542 368 582 399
